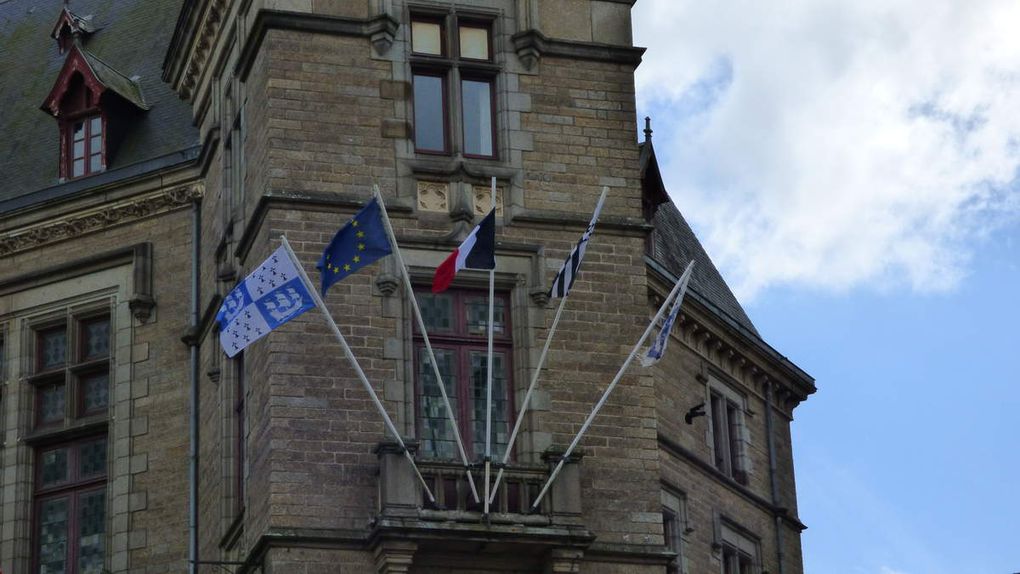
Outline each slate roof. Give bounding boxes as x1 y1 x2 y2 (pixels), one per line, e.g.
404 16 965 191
0 0 198 206
641 141 760 336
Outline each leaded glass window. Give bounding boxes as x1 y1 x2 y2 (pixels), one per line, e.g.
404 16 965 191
33 313 111 428
35 437 107 574
413 289 512 460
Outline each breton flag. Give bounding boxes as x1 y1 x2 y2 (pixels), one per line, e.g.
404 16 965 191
432 209 496 293
640 260 695 367
216 245 316 358
549 187 607 298
316 197 393 294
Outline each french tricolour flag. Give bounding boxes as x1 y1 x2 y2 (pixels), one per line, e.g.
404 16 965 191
433 209 496 293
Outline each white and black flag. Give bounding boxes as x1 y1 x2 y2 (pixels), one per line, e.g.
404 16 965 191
549 187 608 298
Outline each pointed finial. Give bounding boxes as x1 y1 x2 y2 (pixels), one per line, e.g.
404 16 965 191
643 116 653 143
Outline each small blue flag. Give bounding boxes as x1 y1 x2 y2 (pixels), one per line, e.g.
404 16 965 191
217 245 316 358
316 197 393 294
641 261 694 367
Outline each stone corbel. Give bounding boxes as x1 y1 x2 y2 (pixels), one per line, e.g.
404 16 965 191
373 539 417 574
369 13 400 55
129 243 155 323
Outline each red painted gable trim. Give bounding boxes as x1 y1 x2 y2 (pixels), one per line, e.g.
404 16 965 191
40 46 105 117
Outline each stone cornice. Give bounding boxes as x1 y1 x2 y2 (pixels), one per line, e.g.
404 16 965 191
0 183 204 257
511 29 645 70
235 10 399 83
163 0 228 101
644 257 816 411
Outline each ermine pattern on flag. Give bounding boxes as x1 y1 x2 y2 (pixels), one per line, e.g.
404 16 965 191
549 191 606 298
217 245 315 357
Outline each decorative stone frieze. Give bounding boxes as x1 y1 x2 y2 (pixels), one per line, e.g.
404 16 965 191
0 183 203 256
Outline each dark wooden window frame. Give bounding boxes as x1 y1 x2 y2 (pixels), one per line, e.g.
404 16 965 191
30 312 112 430
410 13 499 160
233 352 246 517
412 288 515 461
32 434 108 574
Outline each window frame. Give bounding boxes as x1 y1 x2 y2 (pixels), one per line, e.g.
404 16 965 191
717 520 759 574
409 12 499 160
29 311 112 431
412 288 514 461
32 434 109 574
661 489 689 574
707 377 750 485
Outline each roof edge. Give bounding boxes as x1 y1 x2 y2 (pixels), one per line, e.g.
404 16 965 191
645 255 816 394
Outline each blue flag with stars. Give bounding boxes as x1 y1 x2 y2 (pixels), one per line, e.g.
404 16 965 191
316 197 393 294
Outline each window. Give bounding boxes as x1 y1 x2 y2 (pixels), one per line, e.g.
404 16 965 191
708 380 751 484
662 490 689 574
411 14 497 158
719 521 759 574
68 115 104 178
233 353 246 516
31 314 111 429
414 289 512 460
34 435 108 574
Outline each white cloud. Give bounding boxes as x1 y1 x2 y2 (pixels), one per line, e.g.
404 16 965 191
634 0 1020 299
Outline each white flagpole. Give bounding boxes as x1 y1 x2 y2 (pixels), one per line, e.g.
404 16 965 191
372 185 481 504
279 235 436 503
484 176 497 515
529 268 689 511
488 185 609 504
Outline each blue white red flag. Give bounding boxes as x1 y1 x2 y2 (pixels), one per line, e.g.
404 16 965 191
216 245 316 357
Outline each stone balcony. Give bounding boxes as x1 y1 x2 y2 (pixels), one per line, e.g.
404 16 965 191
371 442 594 573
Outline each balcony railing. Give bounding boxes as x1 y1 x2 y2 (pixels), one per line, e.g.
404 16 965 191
373 442 587 526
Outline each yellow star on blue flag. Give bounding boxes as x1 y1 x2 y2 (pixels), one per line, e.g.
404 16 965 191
315 197 393 294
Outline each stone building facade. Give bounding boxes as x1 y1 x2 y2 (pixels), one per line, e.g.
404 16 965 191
0 0 814 573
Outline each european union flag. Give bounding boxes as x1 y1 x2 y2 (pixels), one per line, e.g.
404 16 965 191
316 197 393 294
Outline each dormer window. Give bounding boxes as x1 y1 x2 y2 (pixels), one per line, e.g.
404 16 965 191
40 43 148 181
69 115 104 178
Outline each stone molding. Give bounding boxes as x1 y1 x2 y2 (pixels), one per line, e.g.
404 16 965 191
511 29 645 70
0 183 204 258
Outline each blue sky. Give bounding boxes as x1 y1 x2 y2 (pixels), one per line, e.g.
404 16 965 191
633 1 1020 572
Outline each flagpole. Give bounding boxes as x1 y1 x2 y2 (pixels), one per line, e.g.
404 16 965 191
489 186 608 504
279 235 436 503
483 176 497 516
487 296 566 504
372 185 481 504
529 269 689 511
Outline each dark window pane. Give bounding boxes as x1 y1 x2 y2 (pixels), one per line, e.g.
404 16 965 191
78 491 106 574
462 79 493 156
413 74 446 152
39 497 69 574
466 298 505 335
418 348 457 459
40 447 69 486
418 293 454 332
80 372 109 416
72 122 85 142
470 351 508 460
81 318 110 360
39 384 66 425
79 439 107 478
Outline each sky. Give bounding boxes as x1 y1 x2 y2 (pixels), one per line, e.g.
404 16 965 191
632 1 1020 573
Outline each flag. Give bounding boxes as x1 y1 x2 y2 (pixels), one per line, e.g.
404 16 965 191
549 188 607 298
316 197 393 294
432 209 496 293
640 261 695 367
216 245 316 358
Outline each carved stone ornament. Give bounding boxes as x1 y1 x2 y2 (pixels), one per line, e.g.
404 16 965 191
416 181 449 213
0 183 204 257
471 184 504 217
375 272 399 297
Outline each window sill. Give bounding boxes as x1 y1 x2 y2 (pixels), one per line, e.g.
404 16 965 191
23 417 108 446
